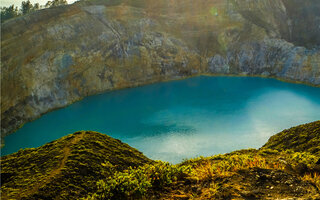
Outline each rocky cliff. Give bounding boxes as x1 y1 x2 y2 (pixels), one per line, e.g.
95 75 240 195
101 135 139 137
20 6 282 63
1 0 320 136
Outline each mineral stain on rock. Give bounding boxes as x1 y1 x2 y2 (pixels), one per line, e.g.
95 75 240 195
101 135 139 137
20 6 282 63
60 54 73 69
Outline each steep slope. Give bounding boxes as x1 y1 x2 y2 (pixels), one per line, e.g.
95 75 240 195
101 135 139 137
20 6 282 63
262 120 320 156
1 0 320 136
0 131 151 200
1 122 320 199
232 0 320 47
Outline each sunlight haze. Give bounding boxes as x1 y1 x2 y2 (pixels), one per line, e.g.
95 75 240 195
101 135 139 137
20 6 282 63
0 0 77 7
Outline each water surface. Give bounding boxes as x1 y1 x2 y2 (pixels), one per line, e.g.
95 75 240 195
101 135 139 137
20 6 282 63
2 76 320 163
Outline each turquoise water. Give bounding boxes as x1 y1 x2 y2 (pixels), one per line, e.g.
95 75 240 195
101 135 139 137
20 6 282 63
2 76 320 163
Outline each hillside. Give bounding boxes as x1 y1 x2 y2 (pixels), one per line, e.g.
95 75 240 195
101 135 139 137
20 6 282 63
0 131 151 199
2 0 320 137
263 120 320 156
1 121 320 199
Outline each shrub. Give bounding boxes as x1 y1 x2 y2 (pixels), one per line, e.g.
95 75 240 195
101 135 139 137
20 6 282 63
87 161 192 199
191 154 286 181
303 173 320 190
285 151 318 167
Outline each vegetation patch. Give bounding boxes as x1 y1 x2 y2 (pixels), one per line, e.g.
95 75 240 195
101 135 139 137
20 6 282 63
0 131 151 200
86 162 191 200
1 0 67 23
1 121 320 199
262 120 320 156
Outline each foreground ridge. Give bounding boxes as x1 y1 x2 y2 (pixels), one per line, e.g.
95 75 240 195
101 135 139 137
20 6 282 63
1 121 320 199
1 131 151 199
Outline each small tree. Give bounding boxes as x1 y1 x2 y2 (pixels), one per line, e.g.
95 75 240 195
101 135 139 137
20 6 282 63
1 5 19 22
21 0 33 14
45 0 68 8
34 3 40 10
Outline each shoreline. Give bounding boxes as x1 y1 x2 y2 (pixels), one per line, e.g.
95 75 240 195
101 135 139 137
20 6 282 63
2 74 320 152
2 73 319 139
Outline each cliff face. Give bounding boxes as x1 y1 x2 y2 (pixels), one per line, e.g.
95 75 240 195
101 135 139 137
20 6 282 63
1 0 320 136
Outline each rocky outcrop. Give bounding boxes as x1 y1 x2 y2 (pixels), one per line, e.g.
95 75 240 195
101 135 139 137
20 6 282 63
1 0 320 136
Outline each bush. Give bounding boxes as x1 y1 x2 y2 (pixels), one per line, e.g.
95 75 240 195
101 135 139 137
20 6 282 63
1 5 19 22
87 162 192 200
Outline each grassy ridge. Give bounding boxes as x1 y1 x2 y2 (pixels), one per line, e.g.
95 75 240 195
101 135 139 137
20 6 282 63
86 149 319 199
1 121 320 199
1 131 151 199
262 120 320 156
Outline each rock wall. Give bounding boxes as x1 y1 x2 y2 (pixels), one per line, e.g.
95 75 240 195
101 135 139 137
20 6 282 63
1 0 320 136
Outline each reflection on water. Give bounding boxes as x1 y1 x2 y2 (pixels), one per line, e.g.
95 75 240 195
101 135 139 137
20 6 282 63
2 76 320 163
128 88 320 163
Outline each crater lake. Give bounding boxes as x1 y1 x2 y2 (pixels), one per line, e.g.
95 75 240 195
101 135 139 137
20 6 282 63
2 76 320 163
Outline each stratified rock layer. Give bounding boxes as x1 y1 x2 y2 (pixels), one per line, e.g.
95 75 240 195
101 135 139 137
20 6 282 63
1 0 320 136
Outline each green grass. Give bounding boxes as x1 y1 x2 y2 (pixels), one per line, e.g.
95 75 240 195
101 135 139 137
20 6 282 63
1 121 320 199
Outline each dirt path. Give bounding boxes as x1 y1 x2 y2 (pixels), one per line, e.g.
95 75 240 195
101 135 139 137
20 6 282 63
19 132 85 199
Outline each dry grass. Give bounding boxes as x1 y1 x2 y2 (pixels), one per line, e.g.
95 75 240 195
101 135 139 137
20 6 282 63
302 173 320 190
199 182 220 199
191 154 286 181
